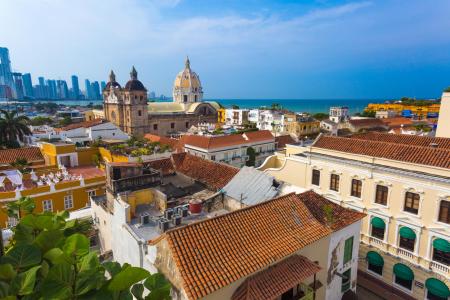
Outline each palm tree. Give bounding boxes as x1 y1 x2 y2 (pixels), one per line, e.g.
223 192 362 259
0 110 31 148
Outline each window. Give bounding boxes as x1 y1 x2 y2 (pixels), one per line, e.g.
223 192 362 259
399 237 415 252
153 124 158 130
330 174 339 192
43 200 53 212
393 264 413 291
395 276 413 290
368 262 383 275
64 195 73 210
312 169 320 186
375 185 388 205
438 200 450 224
404 192 420 214
138 110 142 116
351 179 362 198
341 269 351 292
432 240 450 266
371 217 385 240
183 95 188 103
211 155 215 161
366 251 383 275
185 122 189 128
171 123 175 129
343 236 354 264
372 226 385 240
88 190 96 199
194 95 197 102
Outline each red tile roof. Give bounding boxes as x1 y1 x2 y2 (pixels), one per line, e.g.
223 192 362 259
243 130 275 142
171 153 239 190
379 117 414 128
348 118 386 128
59 119 104 131
143 134 179 150
0 147 44 165
164 192 334 300
275 134 296 149
313 134 450 169
300 190 366 232
350 132 450 149
145 158 175 176
232 255 321 300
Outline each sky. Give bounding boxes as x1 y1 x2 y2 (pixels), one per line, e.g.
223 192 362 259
1 0 450 99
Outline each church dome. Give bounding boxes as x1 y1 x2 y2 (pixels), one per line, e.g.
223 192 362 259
124 66 146 91
105 70 121 90
173 57 202 90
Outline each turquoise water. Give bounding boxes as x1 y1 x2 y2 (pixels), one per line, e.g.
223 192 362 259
20 98 380 114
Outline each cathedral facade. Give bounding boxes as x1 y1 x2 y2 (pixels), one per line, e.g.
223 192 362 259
103 58 219 137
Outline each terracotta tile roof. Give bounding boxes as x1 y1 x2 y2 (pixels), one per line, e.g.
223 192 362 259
231 255 321 300
348 118 386 128
379 117 414 128
275 134 296 149
243 130 275 142
171 153 239 190
145 158 175 176
60 119 104 131
164 192 332 300
300 190 366 231
313 135 450 169
0 147 44 165
143 133 179 150
350 132 450 149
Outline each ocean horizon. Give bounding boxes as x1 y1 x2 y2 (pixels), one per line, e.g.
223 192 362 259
20 98 387 114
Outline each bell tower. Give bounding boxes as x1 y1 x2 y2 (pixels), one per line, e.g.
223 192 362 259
123 66 148 136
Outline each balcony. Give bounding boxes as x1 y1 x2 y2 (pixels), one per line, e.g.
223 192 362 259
430 260 449 277
109 172 161 194
298 284 314 300
369 237 386 250
396 248 416 263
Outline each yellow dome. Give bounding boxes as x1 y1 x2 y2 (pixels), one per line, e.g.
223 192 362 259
173 57 202 90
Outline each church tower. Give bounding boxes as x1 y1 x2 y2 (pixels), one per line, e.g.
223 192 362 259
173 57 203 107
103 67 148 137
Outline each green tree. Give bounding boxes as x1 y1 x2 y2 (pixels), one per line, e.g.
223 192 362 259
0 198 171 299
59 116 73 127
444 86 450 93
246 147 256 167
360 110 376 118
10 158 31 174
30 116 53 126
231 105 239 109
312 113 329 121
0 110 31 148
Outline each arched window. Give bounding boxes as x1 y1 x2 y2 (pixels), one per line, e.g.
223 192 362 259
425 278 450 300
366 251 383 275
370 217 385 240
195 95 197 102
432 238 450 266
183 95 188 103
393 263 414 290
138 110 142 117
438 200 450 224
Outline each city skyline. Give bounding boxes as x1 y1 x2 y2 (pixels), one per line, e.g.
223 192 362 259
1 0 450 99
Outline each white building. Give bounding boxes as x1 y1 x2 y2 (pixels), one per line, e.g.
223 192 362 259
180 130 276 167
224 109 249 126
436 91 450 138
329 106 349 123
249 109 286 133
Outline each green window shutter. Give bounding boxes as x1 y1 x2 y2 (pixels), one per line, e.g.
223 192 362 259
399 227 416 240
425 278 450 299
371 217 385 229
366 251 384 266
343 237 354 264
433 238 450 252
393 263 414 281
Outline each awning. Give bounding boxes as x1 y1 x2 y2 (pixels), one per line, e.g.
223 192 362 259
425 278 450 299
366 251 384 266
371 217 385 229
433 238 450 252
393 263 414 281
399 227 416 240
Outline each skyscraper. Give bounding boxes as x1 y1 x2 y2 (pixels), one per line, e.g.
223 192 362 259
47 80 57 99
91 81 101 100
12 72 24 99
100 81 106 92
0 47 15 99
85 79 92 99
71 75 80 99
22 73 34 98
37 76 48 99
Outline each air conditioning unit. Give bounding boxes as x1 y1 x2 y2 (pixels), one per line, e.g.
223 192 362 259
172 214 182 226
180 206 189 217
140 212 150 225
164 208 174 220
158 218 170 233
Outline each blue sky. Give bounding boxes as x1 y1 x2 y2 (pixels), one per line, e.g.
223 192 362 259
1 0 450 99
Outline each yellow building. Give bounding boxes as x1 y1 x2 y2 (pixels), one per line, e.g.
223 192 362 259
284 113 320 137
366 102 440 119
0 143 106 228
217 107 226 124
259 132 450 300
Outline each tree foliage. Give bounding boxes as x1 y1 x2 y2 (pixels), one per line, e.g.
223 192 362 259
0 198 171 299
312 113 329 121
0 110 31 148
29 116 53 126
246 147 256 167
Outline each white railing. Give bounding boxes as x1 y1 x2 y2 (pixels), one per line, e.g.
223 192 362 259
430 261 449 276
370 237 385 248
397 248 415 261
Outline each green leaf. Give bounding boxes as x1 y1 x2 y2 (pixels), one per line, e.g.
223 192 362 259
63 233 89 257
79 252 99 272
33 230 64 253
131 283 144 300
12 223 34 245
103 261 122 277
75 268 105 296
108 266 149 292
0 264 16 280
0 281 10 298
1 244 41 270
143 273 169 290
10 265 41 295
43 248 72 265
41 263 74 299
40 260 49 278
145 286 171 300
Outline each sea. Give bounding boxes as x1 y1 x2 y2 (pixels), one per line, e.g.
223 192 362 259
7 98 381 114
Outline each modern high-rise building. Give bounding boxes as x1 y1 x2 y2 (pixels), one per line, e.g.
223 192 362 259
56 80 69 99
91 81 101 100
37 76 48 99
85 79 92 99
0 47 15 99
47 80 57 99
100 81 106 92
71 75 80 99
22 73 34 98
12 72 24 99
